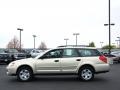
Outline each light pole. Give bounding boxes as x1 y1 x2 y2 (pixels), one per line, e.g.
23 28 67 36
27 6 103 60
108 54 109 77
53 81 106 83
104 0 115 54
115 40 119 48
112 43 115 45
117 37 120 48
64 38 69 46
100 42 104 48
17 28 23 52
33 35 37 49
73 33 79 46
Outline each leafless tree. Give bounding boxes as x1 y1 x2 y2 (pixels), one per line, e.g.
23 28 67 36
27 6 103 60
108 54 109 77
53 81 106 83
38 42 47 50
6 36 23 50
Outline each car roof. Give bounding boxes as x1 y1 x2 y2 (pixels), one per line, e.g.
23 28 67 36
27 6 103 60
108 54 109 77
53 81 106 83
57 46 96 49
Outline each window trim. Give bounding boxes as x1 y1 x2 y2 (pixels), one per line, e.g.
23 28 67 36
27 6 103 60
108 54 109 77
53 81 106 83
39 49 63 59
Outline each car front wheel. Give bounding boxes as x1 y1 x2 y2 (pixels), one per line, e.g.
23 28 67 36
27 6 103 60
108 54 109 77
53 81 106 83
17 67 33 82
79 66 94 81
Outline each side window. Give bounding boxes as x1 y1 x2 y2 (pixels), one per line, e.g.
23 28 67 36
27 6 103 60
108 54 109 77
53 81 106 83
62 49 79 58
78 49 100 57
42 49 62 59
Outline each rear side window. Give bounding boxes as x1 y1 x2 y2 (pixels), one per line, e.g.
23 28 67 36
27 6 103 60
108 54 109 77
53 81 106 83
78 49 101 57
62 49 79 58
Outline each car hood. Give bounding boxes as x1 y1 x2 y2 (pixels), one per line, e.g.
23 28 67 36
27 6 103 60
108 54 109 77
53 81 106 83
0 53 9 55
11 58 35 65
17 58 34 61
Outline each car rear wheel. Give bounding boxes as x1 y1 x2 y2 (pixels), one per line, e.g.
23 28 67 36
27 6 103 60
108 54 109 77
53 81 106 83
17 67 33 82
78 66 94 81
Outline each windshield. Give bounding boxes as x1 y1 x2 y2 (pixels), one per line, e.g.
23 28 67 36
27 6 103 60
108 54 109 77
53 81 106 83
7 49 18 53
34 52 45 59
34 50 50 59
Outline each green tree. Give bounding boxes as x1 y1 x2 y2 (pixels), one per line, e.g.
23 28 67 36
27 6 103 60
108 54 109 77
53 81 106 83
88 42 95 47
102 45 116 49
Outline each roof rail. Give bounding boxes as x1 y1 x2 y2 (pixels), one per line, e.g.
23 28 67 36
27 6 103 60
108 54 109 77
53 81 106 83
58 45 88 47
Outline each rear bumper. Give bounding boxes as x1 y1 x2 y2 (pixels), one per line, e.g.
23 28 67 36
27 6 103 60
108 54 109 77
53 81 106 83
95 70 109 74
94 64 110 73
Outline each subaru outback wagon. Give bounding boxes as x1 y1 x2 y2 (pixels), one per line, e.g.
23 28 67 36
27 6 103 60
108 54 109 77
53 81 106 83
6 47 110 82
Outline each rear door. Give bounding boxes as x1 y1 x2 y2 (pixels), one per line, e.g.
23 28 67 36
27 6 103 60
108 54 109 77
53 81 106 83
77 48 102 63
60 48 81 73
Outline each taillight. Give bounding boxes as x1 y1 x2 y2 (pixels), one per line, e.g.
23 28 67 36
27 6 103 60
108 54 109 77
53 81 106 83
99 55 107 63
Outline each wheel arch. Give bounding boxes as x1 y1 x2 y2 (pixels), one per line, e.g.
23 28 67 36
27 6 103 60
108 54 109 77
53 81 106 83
78 64 95 74
16 64 33 75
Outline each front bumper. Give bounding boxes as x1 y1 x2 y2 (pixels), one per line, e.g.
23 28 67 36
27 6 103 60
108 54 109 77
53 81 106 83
6 66 17 76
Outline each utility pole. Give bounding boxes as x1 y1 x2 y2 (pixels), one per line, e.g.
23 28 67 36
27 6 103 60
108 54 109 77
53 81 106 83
117 37 120 48
64 38 69 46
73 33 79 46
33 35 37 49
17 28 23 52
100 42 104 48
104 0 115 54
115 40 119 48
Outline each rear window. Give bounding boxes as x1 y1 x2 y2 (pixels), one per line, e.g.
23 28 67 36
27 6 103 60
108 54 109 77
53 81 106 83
78 49 101 57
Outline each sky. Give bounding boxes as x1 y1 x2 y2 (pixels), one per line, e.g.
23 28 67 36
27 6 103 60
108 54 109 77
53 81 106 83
0 0 120 48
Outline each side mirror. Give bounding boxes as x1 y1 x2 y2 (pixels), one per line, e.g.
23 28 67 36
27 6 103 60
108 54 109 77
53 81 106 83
39 56 45 59
39 55 49 59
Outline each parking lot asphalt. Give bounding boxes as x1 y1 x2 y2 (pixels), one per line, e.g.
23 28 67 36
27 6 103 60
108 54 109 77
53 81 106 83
0 63 120 90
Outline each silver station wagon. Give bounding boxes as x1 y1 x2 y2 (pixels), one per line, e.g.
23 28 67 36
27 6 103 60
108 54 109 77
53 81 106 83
6 47 110 82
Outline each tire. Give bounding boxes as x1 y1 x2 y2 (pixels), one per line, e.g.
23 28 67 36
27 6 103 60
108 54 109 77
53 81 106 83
17 66 33 82
78 66 94 81
118 60 120 63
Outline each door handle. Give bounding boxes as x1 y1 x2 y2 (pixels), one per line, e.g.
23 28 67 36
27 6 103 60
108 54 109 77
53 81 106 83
76 59 81 61
54 60 59 62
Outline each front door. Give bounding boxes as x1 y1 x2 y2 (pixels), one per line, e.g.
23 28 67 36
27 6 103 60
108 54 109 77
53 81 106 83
35 49 62 73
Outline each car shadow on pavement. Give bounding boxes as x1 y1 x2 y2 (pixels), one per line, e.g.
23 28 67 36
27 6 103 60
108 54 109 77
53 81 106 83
8 76 109 83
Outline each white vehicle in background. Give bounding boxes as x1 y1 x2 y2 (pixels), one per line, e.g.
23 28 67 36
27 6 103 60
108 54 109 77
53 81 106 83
111 51 120 63
30 49 44 58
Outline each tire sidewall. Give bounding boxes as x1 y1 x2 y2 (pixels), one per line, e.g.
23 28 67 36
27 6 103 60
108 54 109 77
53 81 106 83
79 66 94 81
17 67 33 82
